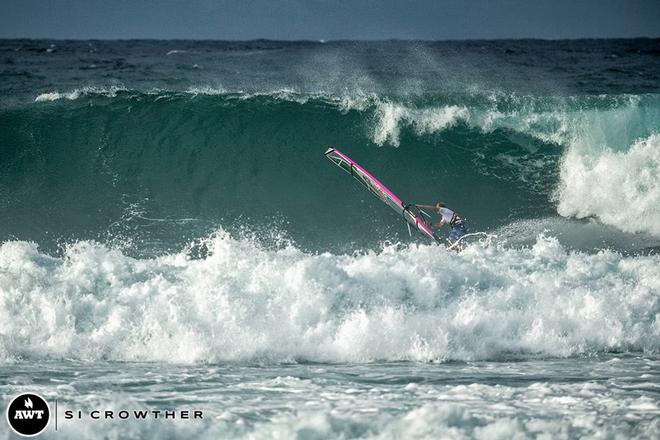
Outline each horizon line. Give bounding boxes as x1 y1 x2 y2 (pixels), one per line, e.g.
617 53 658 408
1 36 659 43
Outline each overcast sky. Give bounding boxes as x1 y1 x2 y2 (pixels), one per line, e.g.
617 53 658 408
1 0 659 40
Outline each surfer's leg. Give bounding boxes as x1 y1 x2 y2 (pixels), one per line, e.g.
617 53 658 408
449 224 466 242
447 224 467 250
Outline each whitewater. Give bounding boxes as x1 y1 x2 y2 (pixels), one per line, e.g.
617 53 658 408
1 39 659 439
1 232 659 363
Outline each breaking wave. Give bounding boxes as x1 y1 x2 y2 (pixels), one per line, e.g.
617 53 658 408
14 88 660 241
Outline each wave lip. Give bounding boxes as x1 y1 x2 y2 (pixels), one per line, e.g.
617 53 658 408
373 103 469 146
34 86 128 102
0 233 658 364
34 91 80 102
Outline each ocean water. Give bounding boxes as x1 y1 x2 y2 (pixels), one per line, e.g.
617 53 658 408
0 39 659 439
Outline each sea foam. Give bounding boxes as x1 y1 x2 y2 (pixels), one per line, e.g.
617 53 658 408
556 134 660 236
1 232 658 364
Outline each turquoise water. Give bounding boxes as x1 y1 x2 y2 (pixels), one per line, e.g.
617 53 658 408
1 39 659 438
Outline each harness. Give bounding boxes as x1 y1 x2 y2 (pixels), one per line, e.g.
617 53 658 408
450 213 464 226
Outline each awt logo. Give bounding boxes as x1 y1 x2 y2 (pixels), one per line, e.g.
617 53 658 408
6 393 50 436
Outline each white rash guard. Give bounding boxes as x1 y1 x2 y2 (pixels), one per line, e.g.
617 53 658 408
438 207 462 225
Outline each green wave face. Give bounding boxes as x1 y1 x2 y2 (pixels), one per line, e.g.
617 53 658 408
0 92 555 251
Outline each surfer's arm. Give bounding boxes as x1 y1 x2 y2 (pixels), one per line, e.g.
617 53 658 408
415 204 436 210
433 219 446 228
